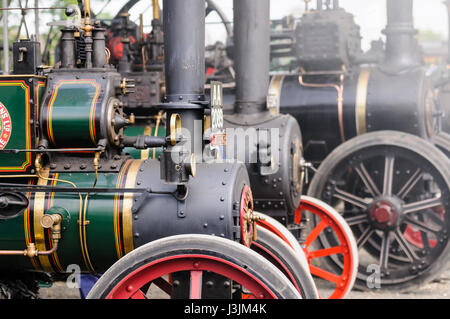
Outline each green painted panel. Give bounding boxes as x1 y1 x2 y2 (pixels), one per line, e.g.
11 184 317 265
0 81 32 172
44 80 100 147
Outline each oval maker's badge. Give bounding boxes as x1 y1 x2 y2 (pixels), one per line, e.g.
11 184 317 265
0 102 12 150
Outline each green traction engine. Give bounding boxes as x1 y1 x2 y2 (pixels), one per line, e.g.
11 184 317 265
0 0 266 299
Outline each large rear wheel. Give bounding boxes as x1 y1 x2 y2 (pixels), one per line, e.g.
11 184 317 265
308 131 450 292
87 234 301 299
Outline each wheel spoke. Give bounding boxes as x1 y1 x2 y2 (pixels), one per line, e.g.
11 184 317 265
345 214 368 226
189 271 203 299
309 265 341 285
152 277 172 295
356 227 375 249
404 216 441 234
403 196 442 214
421 230 431 251
396 168 423 200
418 213 431 251
382 155 395 196
422 210 445 227
355 163 381 198
333 187 370 210
304 220 328 248
379 232 391 270
309 246 344 259
393 229 419 262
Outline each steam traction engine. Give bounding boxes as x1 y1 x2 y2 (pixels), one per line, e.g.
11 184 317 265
221 0 358 299
267 0 450 291
92 0 359 299
0 0 320 299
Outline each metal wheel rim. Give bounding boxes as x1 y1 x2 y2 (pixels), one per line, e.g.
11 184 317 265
316 144 450 288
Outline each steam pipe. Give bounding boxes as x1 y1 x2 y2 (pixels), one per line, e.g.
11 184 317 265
60 28 76 69
382 0 421 72
206 0 232 38
92 27 106 68
233 0 270 114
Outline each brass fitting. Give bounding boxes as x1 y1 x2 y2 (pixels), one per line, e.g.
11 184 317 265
24 243 38 258
153 0 160 20
0 214 62 257
120 77 136 95
35 153 43 174
93 151 101 172
128 114 136 125
41 214 62 239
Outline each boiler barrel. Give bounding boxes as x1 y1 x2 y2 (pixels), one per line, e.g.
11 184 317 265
276 66 432 162
0 160 248 274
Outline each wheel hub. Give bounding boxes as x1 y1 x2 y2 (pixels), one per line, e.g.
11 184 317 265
368 197 403 230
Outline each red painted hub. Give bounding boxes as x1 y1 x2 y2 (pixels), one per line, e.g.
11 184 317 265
369 201 398 228
240 185 254 247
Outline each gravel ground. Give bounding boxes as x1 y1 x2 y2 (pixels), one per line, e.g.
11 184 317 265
39 267 450 299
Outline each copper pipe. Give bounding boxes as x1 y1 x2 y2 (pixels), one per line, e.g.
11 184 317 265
0 214 61 257
298 73 346 143
0 249 28 256
36 241 59 256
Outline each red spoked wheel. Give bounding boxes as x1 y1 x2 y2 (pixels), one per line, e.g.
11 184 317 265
255 213 310 273
87 234 301 299
250 226 319 299
295 196 358 299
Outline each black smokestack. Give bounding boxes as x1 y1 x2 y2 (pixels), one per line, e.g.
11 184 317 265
163 0 205 101
382 0 421 72
160 0 206 184
233 0 270 114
